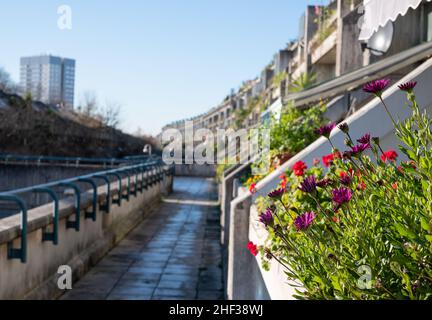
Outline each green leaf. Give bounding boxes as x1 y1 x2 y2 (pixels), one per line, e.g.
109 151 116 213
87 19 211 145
394 223 416 240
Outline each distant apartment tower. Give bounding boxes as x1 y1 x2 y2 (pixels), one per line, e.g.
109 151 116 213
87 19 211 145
20 55 75 109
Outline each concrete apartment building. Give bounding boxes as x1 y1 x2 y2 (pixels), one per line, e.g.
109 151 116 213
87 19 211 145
20 55 75 109
161 0 432 139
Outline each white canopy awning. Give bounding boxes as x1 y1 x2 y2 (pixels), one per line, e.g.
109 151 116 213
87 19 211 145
359 0 429 41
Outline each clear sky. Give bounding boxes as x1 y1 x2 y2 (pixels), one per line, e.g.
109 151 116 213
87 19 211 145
0 0 327 135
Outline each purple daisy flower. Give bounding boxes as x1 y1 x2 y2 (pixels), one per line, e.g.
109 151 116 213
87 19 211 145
398 81 417 92
315 123 336 138
332 187 352 206
316 178 333 188
259 208 274 226
340 174 352 186
294 212 316 231
298 175 317 194
357 133 371 144
363 79 390 97
350 143 371 156
268 188 285 199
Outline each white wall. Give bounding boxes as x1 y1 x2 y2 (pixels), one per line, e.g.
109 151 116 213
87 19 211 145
227 57 432 300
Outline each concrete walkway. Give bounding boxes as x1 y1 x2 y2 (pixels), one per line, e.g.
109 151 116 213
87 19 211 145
61 177 223 300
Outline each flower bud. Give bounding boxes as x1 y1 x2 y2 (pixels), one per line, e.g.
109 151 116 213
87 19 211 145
338 123 349 134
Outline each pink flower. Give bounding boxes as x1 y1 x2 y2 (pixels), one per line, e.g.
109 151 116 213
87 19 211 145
294 212 316 231
259 208 273 226
332 187 352 206
268 188 285 199
363 79 390 97
350 143 371 156
298 175 317 194
357 133 371 145
398 81 417 92
315 123 336 138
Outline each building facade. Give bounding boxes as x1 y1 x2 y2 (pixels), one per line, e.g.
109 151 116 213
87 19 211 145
161 0 432 139
20 55 75 109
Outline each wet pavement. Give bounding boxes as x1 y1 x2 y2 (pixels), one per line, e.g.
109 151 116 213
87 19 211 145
61 177 223 300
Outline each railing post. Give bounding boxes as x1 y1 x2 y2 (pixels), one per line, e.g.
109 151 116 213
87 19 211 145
0 195 28 263
33 187 59 245
78 178 98 221
59 182 81 231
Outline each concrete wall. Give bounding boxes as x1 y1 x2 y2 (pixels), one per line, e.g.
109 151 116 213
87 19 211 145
174 164 216 177
0 164 115 217
223 57 432 300
0 170 173 299
0 164 108 192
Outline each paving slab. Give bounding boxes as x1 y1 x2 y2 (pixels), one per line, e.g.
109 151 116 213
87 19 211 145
61 177 223 300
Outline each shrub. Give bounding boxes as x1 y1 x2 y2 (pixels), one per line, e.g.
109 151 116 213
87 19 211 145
245 102 326 190
254 80 432 299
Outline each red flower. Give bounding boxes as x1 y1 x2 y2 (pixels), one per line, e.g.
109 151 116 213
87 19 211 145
381 149 398 162
292 161 307 176
247 241 258 256
322 153 334 168
279 172 287 181
357 181 366 191
280 179 287 189
408 161 417 170
392 182 398 190
249 183 257 194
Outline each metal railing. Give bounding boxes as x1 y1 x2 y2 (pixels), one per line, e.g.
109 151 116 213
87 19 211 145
0 157 174 263
0 153 158 167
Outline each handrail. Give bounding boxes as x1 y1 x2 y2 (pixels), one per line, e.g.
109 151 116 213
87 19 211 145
33 187 59 245
0 158 172 263
0 153 154 167
0 195 28 263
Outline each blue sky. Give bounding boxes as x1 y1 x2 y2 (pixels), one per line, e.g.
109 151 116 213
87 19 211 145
0 0 327 135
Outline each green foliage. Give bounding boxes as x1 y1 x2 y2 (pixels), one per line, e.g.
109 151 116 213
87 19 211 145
249 102 325 181
255 89 432 299
270 102 325 153
233 96 264 130
272 71 287 88
290 73 317 93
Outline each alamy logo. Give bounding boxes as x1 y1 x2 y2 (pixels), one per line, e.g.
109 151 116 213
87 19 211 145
57 265 72 290
357 264 372 290
161 121 271 176
57 5 72 30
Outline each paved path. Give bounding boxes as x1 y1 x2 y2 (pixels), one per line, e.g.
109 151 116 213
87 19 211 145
61 177 223 300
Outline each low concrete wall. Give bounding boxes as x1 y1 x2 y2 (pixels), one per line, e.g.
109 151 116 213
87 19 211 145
0 170 173 299
0 163 109 192
224 57 432 300
174 164 216 177
0 164 113 215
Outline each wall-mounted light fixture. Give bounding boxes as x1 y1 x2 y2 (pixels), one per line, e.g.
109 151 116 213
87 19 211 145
361 21 394 56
